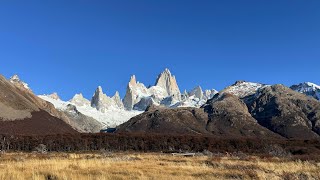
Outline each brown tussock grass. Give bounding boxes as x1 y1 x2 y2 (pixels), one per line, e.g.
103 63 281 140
0 152 320 180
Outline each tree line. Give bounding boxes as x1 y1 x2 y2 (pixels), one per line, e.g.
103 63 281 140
0 133 319 156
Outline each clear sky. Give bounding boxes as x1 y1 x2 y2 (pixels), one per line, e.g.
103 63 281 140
0 1 319 100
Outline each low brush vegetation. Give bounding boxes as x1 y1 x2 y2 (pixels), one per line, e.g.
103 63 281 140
1 152 320 180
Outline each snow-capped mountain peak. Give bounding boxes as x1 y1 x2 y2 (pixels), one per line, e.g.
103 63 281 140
291 82 320 100
304 82 320 90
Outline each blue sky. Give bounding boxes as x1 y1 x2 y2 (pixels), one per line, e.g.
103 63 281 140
0 1 319 100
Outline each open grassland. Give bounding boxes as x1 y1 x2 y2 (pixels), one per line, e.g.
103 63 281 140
0 152 320 180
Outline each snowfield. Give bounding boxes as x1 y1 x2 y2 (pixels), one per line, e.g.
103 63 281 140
39 95 142 128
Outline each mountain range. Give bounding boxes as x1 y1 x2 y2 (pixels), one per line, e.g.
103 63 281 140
38 68 218 130
0 68 320 139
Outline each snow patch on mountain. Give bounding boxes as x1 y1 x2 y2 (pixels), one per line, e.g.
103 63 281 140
222 81 268 98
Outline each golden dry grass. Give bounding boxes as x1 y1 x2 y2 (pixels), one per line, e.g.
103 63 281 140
0 152 320 180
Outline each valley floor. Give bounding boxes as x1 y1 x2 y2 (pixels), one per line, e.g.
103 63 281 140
0 152 320 180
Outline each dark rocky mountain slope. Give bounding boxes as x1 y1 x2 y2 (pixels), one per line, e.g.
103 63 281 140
117 83 320 140
245 84 320 139
203 93 282 138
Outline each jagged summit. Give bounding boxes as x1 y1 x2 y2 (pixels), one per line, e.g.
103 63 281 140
129 75 137 87
122 68 218 110
91 86 124 112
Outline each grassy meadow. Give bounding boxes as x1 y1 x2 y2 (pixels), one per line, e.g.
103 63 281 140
0 152 320 180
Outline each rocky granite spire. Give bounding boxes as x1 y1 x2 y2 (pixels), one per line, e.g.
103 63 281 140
155 68 181 98
91 86 104 108
123 75 137 110
112 91 124 109
91 86 116 112
129 75 137 87
123 75 150 110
